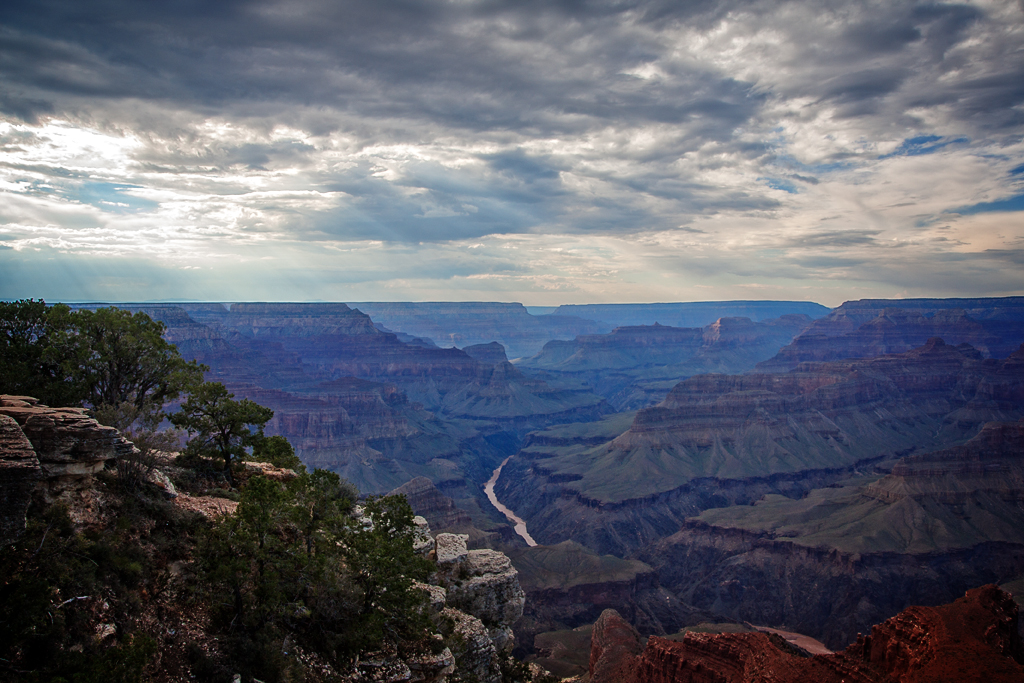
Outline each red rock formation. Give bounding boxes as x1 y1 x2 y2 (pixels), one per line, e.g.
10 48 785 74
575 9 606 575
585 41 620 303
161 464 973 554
589 609 643 683
593 585 1024 683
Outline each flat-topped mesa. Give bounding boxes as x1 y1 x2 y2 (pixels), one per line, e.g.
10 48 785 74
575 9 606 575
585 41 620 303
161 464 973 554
522 315 812 373
592 585 1024 683
759 297 1024 372
0 395 133 493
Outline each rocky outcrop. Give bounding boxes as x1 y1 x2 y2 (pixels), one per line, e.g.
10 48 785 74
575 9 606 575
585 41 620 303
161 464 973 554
0 395 133 494
518 315 815 410
499 339 1024 556
433 533 526 656
758 297 1024 372
415 532 525 683
0 412 40 545
594 585 1024 683
588 610 643 683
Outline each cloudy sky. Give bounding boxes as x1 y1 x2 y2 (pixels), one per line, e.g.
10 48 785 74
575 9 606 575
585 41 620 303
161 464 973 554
0 0 1022 306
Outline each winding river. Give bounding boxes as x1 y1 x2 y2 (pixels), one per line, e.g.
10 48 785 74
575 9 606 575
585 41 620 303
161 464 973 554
484 455 537 546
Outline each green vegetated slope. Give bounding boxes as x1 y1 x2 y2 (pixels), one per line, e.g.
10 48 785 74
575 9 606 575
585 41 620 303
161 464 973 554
505 540 652 591
515 339 1024 505
696 418 1024 555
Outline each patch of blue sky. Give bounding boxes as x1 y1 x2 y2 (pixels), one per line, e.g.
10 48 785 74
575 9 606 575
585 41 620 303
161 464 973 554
73 182 158 214
1010 163 1024 176
948 193 1024 215
22 179 158 214
880 135 968 159
760 177 798 194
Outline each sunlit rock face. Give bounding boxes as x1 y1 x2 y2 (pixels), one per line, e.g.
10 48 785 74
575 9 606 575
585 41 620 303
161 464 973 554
758 297 1024 372
589 586 1024 683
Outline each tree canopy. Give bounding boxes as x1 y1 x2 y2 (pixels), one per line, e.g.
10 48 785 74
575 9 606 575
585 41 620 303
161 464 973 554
170 381 275 487
0 300 205 415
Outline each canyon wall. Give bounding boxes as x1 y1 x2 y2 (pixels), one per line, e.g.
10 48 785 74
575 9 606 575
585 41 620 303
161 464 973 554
759 297 1024 371
518 315 815 409
550 300 830 329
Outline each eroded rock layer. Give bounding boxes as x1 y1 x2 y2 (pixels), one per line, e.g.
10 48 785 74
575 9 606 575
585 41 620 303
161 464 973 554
758 297 1024 372
591 585 1024 683
518 315 816 410
0 395 133 490
642 416 1024 650
499 339 1024 556
0 412 40 545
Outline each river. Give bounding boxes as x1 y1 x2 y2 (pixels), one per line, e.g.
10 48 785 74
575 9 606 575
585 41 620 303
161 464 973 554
484 455 537 546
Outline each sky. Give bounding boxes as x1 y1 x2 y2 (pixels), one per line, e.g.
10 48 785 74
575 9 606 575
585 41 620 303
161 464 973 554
0 0 1022 307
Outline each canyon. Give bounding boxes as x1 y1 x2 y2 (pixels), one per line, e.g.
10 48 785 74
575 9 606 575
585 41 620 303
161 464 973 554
49 296 1024 678
497 337 1024 556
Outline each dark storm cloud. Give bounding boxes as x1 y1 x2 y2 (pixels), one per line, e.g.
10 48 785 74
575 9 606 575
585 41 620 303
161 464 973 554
2 0 1024 305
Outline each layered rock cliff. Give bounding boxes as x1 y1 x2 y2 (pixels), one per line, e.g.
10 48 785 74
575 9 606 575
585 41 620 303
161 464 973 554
589 585 1024 683
518 315 815 410
0 395 134 492
639 417 1024 649
758 297 1024 372
498 339 1024 556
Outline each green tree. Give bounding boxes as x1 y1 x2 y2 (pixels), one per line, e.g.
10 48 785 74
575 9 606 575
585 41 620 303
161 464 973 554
0 299 82 406
341 495 433 651
170 381 274 487
290 469 356 558
251 434 305 472
72 307 206 415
